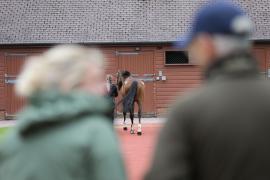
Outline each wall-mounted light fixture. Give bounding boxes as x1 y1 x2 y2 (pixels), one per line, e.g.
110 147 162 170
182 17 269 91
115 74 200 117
135 47 141 51
156 70 167 81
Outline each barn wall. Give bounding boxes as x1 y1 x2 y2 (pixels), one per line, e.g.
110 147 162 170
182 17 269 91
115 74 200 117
0 51 5 118
102 47 118 75
154 46 202 116
0 47 47 118
0 43 270 118
154 44 270 116
253 44 270 77
0 46 121 118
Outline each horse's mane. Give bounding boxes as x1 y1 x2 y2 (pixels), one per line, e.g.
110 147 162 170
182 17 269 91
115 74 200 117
117 81 123 90
117 70 131 90
122 70 131 79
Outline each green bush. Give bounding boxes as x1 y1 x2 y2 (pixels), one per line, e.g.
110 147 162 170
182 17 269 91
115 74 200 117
0 127 10 140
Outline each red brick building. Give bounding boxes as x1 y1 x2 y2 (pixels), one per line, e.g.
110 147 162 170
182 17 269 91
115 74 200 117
0 0 269 118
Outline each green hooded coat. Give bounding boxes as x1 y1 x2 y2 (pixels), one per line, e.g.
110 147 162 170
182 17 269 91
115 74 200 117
0 91 126 180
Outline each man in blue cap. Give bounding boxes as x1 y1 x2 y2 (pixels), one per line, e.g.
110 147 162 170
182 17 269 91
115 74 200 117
146 2 270 180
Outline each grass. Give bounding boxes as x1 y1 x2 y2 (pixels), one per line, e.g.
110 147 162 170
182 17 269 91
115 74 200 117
0 127 11 140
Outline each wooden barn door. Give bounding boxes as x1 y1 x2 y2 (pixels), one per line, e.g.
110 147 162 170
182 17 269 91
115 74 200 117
4 53 27 118
253 48 267 78
117 50 155 116
268 49 270 79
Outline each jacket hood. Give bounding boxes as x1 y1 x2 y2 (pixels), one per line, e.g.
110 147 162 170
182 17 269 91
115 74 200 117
205 52 260 82
16 90 110 137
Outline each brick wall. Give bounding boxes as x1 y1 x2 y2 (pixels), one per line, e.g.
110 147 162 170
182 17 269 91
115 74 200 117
154 46 202 116
0 44 269 117
102 47 118 75
0 52 5 112
253 44 270 76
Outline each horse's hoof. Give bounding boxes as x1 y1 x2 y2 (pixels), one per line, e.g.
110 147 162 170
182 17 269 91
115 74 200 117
130 130 135 134
137 131 142 136
123 127 128 131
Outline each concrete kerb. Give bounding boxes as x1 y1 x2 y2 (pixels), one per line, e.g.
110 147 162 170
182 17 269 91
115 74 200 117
0 120 16 128
114 117 165 128
0 118 166 128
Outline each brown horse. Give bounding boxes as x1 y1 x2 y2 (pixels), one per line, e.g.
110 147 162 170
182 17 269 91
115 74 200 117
116 70 145 135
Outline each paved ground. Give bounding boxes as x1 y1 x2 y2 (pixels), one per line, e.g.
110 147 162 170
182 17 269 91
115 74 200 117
117 124 162 180
114 117 165 125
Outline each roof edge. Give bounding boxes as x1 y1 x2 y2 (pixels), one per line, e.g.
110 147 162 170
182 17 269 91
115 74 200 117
0 41 173 47
1 39 270 47
253 39 270 44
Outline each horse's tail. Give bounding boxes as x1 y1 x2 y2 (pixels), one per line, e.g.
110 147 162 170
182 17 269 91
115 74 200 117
123 81 138 113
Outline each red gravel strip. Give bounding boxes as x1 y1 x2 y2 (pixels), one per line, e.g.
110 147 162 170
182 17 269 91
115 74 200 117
117 124 162 180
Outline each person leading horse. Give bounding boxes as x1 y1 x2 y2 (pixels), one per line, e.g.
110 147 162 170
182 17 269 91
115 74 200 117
117 70 145 135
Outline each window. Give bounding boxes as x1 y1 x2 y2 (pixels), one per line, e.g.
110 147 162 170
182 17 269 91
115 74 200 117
165 51 189 65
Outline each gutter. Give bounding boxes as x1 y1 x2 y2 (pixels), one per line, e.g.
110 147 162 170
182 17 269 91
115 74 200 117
0 39 270 47
0 41 173 47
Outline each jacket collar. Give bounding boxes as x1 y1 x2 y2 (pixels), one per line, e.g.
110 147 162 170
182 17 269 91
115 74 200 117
17 90 110 136
204 52 260 82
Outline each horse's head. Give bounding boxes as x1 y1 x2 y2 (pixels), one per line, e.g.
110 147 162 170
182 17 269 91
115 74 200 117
116 70 131 90
121 70 131 79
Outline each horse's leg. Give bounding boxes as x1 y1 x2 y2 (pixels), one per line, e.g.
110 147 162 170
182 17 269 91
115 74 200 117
137 100 142 136
117 98 124 107
130 104 135 134
123 112 128 131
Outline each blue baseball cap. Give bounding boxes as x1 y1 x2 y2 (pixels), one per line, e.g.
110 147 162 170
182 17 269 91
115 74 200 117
175 1 252 48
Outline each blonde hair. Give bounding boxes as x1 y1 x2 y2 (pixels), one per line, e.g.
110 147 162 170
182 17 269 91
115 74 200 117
16 44 104 97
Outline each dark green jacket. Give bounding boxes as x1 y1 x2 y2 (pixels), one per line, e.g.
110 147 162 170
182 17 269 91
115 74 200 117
146 53 270 180
0 91 126 180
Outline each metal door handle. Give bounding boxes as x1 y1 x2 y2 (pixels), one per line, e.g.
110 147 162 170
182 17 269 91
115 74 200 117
116 51 139 56
5 79 17 84
143 74 155 77
4 74 17 78
5 74 17 84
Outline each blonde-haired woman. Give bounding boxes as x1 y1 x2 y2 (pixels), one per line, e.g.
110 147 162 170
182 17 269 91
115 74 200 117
0 45 126 180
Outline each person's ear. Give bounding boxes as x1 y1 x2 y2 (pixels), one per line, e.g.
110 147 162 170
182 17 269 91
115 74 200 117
198 34 216 61
197 34 212 49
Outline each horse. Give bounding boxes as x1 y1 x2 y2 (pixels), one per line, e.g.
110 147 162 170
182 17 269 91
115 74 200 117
116 70 145 135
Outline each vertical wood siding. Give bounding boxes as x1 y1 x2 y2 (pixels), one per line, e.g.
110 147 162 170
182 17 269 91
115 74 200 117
0 44 269 118
0 52 5 112
154 46 202 116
